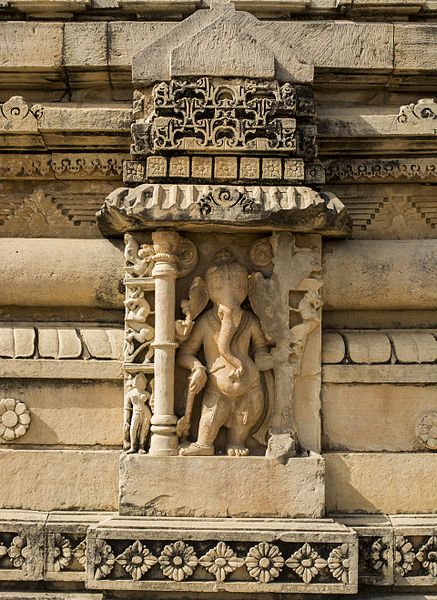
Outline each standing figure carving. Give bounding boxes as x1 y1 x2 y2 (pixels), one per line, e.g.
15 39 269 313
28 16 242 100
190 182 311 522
123 373 153 454
177 249 273 457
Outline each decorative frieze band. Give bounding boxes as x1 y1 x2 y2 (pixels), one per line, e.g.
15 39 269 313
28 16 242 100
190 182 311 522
0 154 128 180
325 158 437 183
123 156 325 186
1 512 437 590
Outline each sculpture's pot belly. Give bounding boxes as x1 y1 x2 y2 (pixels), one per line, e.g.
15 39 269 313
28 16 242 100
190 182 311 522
210 358 259 397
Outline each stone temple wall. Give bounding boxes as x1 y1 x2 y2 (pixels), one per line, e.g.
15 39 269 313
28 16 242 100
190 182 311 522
0 2 436 599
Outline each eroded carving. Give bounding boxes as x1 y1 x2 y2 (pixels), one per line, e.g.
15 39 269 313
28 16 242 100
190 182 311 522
177 249 273 457
398 98 437 128
0 96 41 132
416 413 437 450
248 233 322 457
125 233 154 278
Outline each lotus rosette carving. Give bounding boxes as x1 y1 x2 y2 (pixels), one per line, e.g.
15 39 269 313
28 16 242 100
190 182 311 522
8 536 29 569
395 536 415 576
116 540 158 580
94 540 115 580
328 544 350 583
199 542 244 582
158 541 198 581
417 535 437 577
245 542 284 583
286 542 327 583
53 534 73 571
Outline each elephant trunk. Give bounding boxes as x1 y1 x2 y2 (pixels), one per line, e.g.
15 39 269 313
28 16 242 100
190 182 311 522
217 304 243 377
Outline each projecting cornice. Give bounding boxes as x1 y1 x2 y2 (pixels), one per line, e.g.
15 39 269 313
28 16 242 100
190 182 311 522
97 183 351 237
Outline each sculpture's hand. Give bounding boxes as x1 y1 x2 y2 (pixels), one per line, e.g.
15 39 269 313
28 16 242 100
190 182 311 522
189 365 207 394
254 348 274 371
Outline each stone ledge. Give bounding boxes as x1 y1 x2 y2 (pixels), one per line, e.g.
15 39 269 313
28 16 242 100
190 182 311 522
322 364 437 383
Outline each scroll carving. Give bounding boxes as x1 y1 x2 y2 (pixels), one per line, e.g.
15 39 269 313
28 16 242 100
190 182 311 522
132 78 298 155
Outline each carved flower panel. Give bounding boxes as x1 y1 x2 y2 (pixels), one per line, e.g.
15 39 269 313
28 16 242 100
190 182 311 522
89 538 356 589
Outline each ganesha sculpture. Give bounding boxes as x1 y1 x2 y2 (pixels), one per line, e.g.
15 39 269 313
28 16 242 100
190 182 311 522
177 249 273 457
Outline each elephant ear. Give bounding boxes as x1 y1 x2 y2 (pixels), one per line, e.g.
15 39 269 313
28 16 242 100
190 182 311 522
181 276 209 321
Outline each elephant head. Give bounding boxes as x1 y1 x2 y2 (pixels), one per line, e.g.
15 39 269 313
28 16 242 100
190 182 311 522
205 249 248 377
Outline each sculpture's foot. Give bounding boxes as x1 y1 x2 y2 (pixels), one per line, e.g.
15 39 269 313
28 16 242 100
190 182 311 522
179 443 214 456
125 447 137 454
226 445 249 457
138 448 146 454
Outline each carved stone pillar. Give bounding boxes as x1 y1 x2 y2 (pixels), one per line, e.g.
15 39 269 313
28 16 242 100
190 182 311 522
149 230 180 456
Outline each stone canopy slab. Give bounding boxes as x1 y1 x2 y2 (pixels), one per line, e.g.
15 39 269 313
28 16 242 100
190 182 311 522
132 5 314 85
97 184 351 236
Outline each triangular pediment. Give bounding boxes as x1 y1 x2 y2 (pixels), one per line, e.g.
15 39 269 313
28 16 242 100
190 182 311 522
132 5 313 85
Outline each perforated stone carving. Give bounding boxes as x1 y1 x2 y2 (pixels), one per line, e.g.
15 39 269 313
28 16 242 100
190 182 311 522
132 78 298 155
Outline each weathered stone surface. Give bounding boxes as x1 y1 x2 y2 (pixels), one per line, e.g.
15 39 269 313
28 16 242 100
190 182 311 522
0 380 122 446
322 384 437 452
132 7 314 85
0 239 124 308
119 454 325 518
0 450 119 511
64 23 108 67
325 453 437 514
323 240 437 310
394 24 437 72
0 23 63 69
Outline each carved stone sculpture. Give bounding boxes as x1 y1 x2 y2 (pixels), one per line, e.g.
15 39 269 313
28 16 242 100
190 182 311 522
177 249 273 457
123 373 153 454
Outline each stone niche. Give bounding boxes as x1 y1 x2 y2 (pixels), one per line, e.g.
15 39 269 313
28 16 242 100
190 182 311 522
96 4 351 522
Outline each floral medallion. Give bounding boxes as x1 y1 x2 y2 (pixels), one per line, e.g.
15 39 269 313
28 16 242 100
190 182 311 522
53 534 73 571
158 541 198 581
328 544 350 583
245 542 284 583
116 540 158 581
286 542 327 584
370 537 389 572
8 536 30 569
395 536 416 576
94 540 115 580
0 398 31 441
199 541 244 582
73 539 87 569
417 535 437 577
